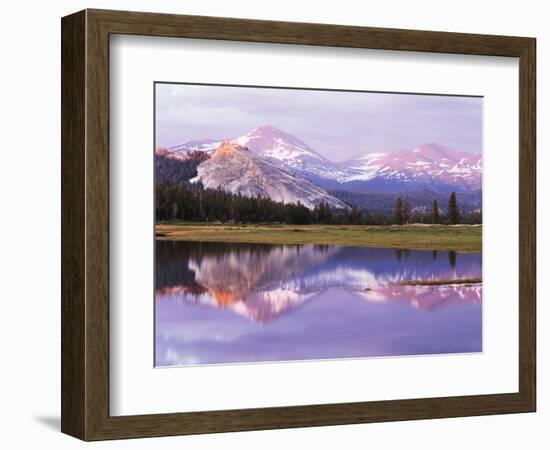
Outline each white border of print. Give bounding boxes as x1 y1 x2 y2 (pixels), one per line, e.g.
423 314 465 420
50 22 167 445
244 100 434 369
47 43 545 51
109 34 519 416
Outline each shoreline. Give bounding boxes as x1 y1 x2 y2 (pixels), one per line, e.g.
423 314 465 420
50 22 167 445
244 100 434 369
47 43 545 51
155 223 482 252
399 278 482 286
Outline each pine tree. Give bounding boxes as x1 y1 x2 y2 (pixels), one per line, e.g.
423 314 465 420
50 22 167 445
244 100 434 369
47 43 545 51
447 192 460 225
171 201 178 220
350 205 362 224
403 199 412 224
431 199 439 224
394 197 404 225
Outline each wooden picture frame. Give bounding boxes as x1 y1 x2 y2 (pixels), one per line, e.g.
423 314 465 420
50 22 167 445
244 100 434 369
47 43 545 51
61 8 536 441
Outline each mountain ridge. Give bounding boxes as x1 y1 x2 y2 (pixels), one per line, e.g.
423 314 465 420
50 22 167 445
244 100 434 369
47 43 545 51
168 125 482 194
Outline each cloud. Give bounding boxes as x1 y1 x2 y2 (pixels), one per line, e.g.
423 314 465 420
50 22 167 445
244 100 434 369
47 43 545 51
155 83 482 161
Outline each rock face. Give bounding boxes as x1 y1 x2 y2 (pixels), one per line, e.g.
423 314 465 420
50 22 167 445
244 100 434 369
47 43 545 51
190 142 346 209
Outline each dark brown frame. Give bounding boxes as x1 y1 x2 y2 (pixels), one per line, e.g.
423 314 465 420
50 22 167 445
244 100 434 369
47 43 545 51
61 8 536 441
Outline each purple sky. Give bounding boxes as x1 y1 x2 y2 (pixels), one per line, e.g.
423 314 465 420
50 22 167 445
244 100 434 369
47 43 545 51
155 83 482 161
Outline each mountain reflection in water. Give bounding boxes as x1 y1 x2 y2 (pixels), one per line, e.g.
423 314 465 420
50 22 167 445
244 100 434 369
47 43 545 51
155 241 482 366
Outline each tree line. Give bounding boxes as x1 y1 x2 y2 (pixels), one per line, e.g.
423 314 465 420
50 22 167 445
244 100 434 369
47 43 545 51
157 182 369 225
157 182 480 225
393 191 474 225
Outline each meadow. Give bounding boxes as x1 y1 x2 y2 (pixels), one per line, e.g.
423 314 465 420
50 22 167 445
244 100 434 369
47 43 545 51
155 223 482 252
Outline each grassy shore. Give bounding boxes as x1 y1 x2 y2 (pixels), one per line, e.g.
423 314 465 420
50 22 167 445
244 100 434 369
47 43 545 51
155 223 482 252
400 278 482 286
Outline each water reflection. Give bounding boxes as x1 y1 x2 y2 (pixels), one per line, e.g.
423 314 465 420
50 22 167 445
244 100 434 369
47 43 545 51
155 241 482 366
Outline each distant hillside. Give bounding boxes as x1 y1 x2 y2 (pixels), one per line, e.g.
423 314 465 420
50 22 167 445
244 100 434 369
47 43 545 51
330 189 482 214
155 149 210 186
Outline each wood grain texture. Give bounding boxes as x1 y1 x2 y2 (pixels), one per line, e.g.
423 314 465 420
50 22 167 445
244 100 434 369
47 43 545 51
88 8 533 56
61 10 86 439
84 9 111 440
518 39 536 410
61 8 537 441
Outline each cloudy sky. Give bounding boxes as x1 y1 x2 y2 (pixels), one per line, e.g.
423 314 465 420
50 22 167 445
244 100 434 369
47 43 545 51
155 83 482 161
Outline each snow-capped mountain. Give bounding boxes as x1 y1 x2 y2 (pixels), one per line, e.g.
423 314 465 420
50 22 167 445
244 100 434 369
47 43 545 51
169 126 482 193
170 125 348 182
190 142 346 209
231 125 347 181
341 143 482 192
170 138 222 154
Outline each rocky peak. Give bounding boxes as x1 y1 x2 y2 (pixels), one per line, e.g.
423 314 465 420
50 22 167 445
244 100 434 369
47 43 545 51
212 141 249 158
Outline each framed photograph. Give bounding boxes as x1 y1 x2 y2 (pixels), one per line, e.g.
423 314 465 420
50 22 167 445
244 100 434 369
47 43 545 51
61 9 536 440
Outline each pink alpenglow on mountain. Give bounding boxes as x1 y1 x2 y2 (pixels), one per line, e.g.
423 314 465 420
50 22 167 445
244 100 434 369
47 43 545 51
190 142 346 210
170 126 482 193
171 125 347 180
233 125 324 162
343 143 482 191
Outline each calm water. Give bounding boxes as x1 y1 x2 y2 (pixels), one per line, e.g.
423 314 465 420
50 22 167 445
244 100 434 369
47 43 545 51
155 241 482 367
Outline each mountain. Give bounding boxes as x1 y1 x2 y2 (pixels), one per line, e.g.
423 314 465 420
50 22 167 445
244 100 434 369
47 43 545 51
169 127 482 194
190 142 346 210
231 125 348 181
170 125 349 183
340 143 482 193
170 138 222 154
